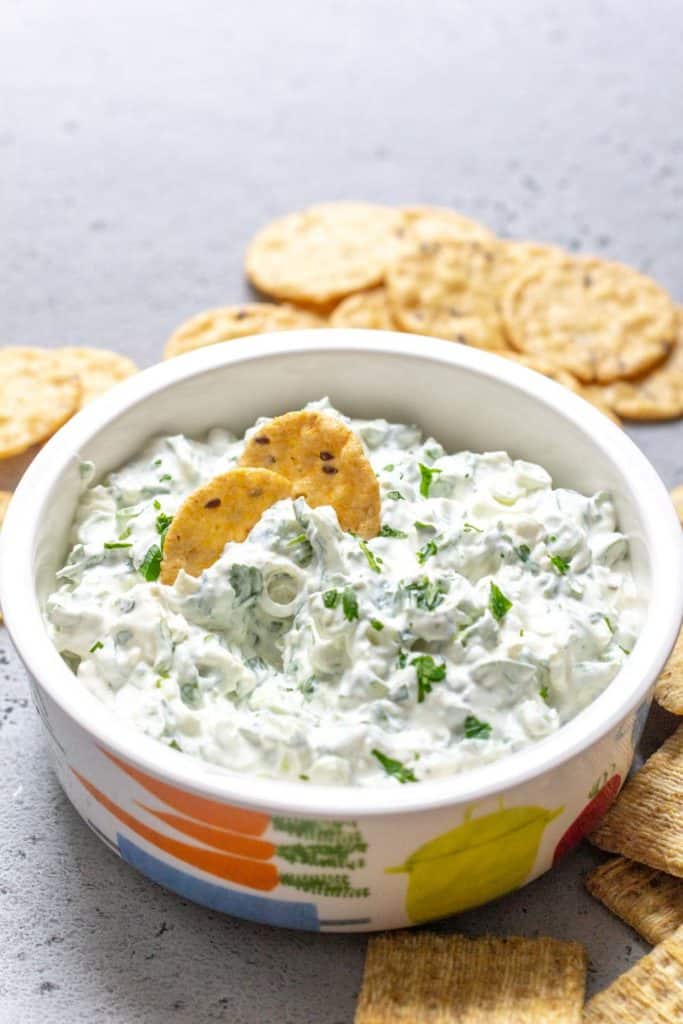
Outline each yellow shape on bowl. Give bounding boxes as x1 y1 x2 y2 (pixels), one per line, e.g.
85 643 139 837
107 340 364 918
387 803 563 923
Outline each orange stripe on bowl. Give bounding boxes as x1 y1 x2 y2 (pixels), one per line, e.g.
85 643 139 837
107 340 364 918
98 747 270 835
136 803 276 860
73 769 279 891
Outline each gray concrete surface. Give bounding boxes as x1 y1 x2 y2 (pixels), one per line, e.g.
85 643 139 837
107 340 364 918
1 1 682 1021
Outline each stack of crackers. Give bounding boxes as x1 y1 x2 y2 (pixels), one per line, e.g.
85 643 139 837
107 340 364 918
164 201 683 428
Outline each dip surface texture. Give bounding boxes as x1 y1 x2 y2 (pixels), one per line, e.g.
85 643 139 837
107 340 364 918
45 400 642 786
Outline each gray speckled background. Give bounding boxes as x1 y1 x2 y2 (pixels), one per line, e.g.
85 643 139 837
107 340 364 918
1 1 682 1021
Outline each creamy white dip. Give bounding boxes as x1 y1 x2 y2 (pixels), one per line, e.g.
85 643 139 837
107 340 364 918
45 399 642 786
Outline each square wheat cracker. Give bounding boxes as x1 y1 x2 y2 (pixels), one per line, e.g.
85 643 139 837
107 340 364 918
586 857 683 945
583 925 683 1022
354 931 586 1023
590 724 683 876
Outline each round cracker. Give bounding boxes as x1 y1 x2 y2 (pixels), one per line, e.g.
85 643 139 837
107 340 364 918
160 468 293 585
386 239 511 350
0 348 82 459
53 347 138 406
671 485 683 525
503 254 676 383
245 203 405 308
398 206 494 246
239 410 380 539
330 287 397 330
503 352 621 425
164 303 326 360
583 315 683 421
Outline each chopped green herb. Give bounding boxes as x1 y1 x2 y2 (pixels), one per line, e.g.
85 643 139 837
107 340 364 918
464 715 492 739
229 564 263 604
370 618 384 632
549 553 570 575
414 520 435 532
288 532 308 547
416 539 438 565
153 498 161 510
397 649 408 668
383 463 395 472
159 474 172 483
323 589 340 609
156 512 174 535
519 628 525 637
619 644 631 655
387 490 405 501
118 526 132 541
372 749 417 784
168 739 181 751
139 544 162 581
411 654 446 702
516 543 531 562
88 640 103 653
405 576 448 611
379 524 408 538
342 587 359 622
152 459 162 468
603 614 615 633
463 522 483 533
418 462 442 498
359 540 383 573
180 681 201 708
539 685 550 703
299 774 310 781
104 541 132 549
489 582 512 621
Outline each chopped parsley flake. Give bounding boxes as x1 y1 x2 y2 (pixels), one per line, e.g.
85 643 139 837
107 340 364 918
153 498 161 510
159 474 172 483
539 685 550 703
288 532 308 547
464 715 492 739
414 521 435 532
323 589 340 609
550 554 570 575
342 587 359 622
416 539 438 565
387 490 405 501
603 614 615 633
359 540 383 573
411 654 446 702
168 739 181 751
516 544 531 562
379 524 408 538
155 512 173 551
463 522 482 533
383 463 395 472
370 618 384 632
104 541 132 549
405 576 447 611
88 640 103 653
372 749 417 784
140 544 162 582
489 582 512 621
418 462 442 498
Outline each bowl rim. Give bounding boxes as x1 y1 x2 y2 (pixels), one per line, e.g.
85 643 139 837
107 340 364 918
2 330 682 817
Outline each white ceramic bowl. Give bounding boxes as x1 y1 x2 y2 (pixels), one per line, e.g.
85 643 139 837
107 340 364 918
2 331 682 932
